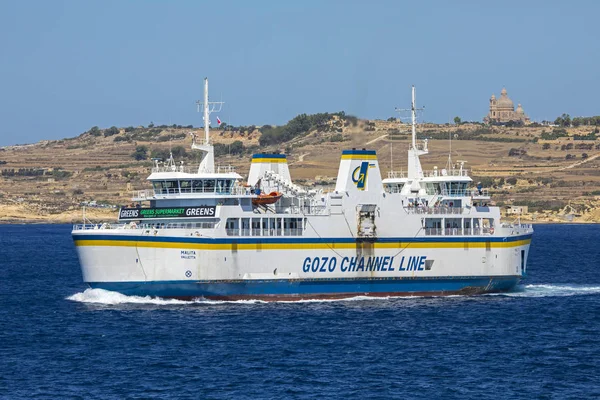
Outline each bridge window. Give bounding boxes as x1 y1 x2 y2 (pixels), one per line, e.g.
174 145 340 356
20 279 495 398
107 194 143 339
154 180 179 194
180 180 192 193
425 182 441 195
192 180 203 192
384 183 404 194
203 180 215 193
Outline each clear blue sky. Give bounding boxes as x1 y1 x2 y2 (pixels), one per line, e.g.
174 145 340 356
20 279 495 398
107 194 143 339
1 0 598 146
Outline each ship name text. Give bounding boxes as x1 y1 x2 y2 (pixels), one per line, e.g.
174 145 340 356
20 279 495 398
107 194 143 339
302 255 428 273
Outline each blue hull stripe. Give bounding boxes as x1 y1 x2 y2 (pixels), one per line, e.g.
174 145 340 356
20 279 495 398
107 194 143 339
74 233 532 245
89 276 521 300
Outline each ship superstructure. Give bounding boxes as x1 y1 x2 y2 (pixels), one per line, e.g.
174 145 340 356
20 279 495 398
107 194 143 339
72 80 533 300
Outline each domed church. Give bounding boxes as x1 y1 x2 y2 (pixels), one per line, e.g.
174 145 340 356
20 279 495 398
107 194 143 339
484 88 530 124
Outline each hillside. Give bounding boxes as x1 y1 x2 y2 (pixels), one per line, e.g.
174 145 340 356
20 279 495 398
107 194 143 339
1 116 600 223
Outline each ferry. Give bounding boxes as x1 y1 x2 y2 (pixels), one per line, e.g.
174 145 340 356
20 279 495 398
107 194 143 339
72 79 533 300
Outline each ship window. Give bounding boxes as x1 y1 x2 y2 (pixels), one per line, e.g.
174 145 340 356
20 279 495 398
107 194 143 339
425 182 440 195
204 180 215 193
180 180 192 193
163 180 179 194
445 218 461 236
192 180 203 192
424 218 442 235
271 218 282 236
217 179 226 193
241 218 250 236
152 181 162 193
384 183 404 194
193 218 219 229
284 217 304 236
482 218 494 234
226 218 239 236
252 218 261 236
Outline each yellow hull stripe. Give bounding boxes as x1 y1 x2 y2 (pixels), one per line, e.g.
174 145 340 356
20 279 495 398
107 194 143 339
340 155 378 160
251 159 288 163
74 239 531 251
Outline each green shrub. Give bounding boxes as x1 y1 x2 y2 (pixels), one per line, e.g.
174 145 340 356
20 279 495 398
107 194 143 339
131 146 148 161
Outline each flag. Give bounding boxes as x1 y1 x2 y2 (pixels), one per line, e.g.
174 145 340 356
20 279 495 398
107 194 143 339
217 116 222 125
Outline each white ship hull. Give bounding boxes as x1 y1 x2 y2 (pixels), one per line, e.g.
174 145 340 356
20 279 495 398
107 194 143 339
73 230 531 299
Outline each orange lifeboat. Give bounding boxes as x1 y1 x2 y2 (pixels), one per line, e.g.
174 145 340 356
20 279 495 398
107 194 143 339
252 191 283 206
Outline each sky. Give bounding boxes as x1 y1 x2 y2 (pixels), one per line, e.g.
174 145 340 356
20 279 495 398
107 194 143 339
0 0 599 146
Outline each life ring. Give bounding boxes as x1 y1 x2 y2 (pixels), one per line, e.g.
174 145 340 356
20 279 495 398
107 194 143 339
130 222 137 229
490 227 495 234
194 231 201 237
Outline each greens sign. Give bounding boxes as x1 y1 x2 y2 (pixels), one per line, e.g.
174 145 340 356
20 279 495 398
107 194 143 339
118 206 216 220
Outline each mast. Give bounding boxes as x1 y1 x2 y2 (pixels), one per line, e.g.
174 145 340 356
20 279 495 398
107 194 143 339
204 78 210 144
411 85 417 151
396 85 426 179
193 77 224 173
196 77 224 146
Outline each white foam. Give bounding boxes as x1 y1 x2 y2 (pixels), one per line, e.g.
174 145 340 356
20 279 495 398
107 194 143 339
67 288 203 305
67 284 600 306
493 284 600 298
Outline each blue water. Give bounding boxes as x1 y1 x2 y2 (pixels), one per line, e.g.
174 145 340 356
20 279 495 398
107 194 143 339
1 224 599 399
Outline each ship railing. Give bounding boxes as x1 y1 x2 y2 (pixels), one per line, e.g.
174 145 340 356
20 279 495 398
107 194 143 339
151 165 198 174
280 204 329 215
501 223 533 229
132 189 154 199
406 206 465 215
471 188 490 197
133 186 248 199
73 223 129 231
150 164 236 174
440 189 469 197
73 221 220 231
424 228 443 236
387 170 406 179
423 227 492 236
227 228 305 237
178 186 247 195
423 169 469 178
216 165 236 174
410 141 428 152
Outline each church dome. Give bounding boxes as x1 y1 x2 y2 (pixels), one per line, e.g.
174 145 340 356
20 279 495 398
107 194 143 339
496 87 514 109
516 104 524 114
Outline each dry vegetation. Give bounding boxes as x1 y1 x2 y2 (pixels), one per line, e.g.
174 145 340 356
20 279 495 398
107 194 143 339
1 118 600 223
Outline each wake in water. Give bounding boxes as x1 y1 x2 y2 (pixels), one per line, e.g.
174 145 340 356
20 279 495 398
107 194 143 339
66 288 391 306
494 284 600 298
67 284 600 306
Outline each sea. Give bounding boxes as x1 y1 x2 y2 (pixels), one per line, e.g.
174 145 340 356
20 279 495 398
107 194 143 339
1 224 599 399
